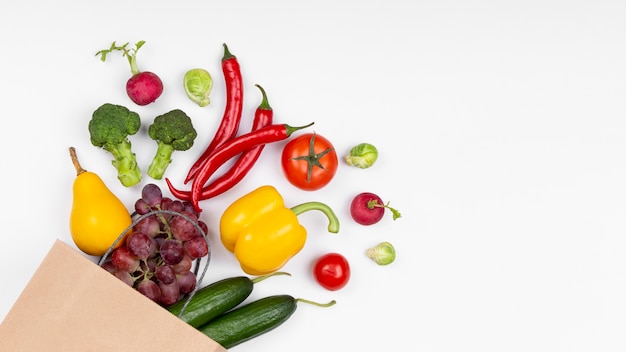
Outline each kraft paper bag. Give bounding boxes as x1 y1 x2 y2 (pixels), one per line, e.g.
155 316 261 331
0 239 227 352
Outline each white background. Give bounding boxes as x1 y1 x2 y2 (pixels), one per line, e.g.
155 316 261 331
2 0 626 351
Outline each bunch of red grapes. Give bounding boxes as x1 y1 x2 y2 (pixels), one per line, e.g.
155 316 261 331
101 183 210 305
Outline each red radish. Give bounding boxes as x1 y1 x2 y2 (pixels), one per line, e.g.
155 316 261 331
126 71 163 106
350 192 401 225
96 40 163 106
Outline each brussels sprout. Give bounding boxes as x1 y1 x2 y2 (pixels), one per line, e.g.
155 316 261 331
345 142 378 168
183 68 213 107
366 241 396 265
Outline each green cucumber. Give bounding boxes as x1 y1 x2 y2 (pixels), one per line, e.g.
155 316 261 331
166 272 289 328
199 295 336 349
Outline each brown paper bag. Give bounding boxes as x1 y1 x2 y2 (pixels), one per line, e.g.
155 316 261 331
0 239 227 352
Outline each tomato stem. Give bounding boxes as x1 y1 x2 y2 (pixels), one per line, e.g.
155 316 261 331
289 132 334 183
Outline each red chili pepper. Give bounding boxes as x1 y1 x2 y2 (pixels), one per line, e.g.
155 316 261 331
184 43 243 184
190 122 314 212
166 84 274 202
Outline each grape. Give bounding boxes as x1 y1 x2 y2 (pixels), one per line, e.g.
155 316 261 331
184 235 209 259
114 270 134 287
137 280 161 302
144 257 158 272
170 213 198 241
126 232 156 259
183 210 199 223
159 280 180 305
164 199 185 213
148 238 159 258
197 220 208 237
171 255 193 273
111 246 140 272
154 236 165 248
177 271 197 295
160 239 184 265
133 215 161 238
155 264 176 284
160 197 173 213
134 198 151 215
181 201 200 218
101 260 117 274
103 183 211 307
142 183 163 208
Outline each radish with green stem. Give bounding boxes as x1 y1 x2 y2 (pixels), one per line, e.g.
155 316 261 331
350 192 401 225
96 40 164 106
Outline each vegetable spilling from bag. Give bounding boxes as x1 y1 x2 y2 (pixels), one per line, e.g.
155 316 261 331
219 185 340 275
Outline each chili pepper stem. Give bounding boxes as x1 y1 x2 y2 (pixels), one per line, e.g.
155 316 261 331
255 84 271 110
290 201 340 233
222 43 235 61
285 122 315 136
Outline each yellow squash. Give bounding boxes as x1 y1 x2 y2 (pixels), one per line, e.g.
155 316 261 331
69 147 132 256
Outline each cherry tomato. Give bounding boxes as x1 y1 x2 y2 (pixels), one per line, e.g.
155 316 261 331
281 132 338 191
313 252 351 291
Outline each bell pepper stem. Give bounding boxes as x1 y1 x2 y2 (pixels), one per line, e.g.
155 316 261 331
290 201 340 233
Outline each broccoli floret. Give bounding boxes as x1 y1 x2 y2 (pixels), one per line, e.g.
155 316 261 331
147 109 198 180
88 103 142 187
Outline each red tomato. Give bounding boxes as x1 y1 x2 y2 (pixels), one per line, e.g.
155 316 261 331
281 132 338 191
313 253 351 291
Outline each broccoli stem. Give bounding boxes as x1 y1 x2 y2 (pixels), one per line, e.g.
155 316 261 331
108 139 142 187
147 141 174 180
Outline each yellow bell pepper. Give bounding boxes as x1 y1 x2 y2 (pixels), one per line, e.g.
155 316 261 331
220 185 340 275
